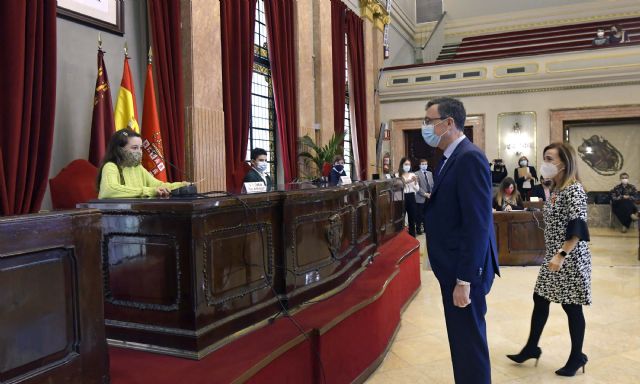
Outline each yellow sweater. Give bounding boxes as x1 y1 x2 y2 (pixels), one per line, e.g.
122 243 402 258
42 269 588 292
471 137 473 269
98 162 187 199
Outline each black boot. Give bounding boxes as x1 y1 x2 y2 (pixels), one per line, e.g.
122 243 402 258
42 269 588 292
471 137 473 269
555 353 588 376
506 346 542 366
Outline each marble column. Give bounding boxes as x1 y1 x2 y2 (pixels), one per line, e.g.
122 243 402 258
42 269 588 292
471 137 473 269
181 0 226 191
313 0 335 146
295 0 315 178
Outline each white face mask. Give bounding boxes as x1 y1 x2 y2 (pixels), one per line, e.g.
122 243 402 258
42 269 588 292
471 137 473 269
621 178 629 185
519 160 528 167
402 165 411 173
540 162 560 179
420 164 428 171
256 160 268 173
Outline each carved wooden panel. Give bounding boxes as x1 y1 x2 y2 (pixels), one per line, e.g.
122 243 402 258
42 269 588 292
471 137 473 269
0 248 79 383
103 233 180 311
0 210 108 383
203 223 274 306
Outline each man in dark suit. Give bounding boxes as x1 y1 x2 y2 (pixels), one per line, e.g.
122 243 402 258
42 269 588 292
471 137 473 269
422 97 500 384
530 175 552 201
415 158 434 235
243 148 273 191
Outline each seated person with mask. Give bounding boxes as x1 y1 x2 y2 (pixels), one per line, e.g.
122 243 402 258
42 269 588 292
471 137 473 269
530 175 552 201
328 155 347 185
243 147 273 191
98 128 189 198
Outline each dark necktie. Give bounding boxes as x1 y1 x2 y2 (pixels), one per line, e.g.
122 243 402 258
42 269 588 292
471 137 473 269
424 172 431 193
436 156 447 178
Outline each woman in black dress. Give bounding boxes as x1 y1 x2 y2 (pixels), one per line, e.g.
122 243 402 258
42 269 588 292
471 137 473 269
507 143 591 377
514 155 538 198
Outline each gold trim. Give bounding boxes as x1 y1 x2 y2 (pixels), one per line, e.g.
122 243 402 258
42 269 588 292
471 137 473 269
231 333 309 384
379 80 640 102
545 52 640 74
497 111 537 168
353 286 422 384
494 63 539 78
445 11 640 39
387 67 487 87
360 0 390 32
319 269 399 335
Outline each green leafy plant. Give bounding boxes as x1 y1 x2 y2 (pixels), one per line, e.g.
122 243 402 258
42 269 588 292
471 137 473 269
298 132 346 179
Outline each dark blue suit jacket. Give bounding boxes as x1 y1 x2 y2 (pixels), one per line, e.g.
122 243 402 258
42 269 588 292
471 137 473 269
425 138 499 294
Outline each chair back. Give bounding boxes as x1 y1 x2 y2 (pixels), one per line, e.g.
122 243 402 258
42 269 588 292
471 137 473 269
49 159 98 209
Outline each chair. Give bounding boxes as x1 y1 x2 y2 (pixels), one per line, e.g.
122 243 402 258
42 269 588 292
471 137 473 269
49 159 98 210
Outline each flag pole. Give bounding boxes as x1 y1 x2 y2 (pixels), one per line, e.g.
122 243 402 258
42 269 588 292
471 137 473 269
98 32 102 50
124 40 129 58
148 46 152 64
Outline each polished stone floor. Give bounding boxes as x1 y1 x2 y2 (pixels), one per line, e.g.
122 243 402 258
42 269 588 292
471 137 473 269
365 228 640 383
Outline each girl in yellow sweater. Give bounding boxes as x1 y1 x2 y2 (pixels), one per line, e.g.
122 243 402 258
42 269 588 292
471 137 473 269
97 128 188 198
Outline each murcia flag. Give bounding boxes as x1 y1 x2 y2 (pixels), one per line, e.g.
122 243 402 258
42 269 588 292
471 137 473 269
88 48 115 166
141 61 167 181
114 56 139 132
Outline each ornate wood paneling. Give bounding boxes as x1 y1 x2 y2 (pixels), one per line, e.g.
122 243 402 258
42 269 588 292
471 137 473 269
0 211 108 383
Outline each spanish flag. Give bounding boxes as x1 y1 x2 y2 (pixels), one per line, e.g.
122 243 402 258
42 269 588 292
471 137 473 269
141 61 167 181
114 56 139 132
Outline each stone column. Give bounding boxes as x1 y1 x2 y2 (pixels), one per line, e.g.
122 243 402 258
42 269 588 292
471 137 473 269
181 0 226 191
360 0 389 177
295 0 315 179
313 0 335 146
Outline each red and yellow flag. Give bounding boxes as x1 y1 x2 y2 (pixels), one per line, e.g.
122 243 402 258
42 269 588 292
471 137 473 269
141 62 167 181
114 56 139 132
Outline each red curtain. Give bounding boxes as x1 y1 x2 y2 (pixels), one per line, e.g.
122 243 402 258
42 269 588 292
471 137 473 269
264 0 299 183
330 0 347 138
0 1 56 215
148 0 185 182
346 12 368 180
220 0 257 191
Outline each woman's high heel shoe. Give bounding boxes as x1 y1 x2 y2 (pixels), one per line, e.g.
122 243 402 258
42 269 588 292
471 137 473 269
555 353 588 376
506 346 542 366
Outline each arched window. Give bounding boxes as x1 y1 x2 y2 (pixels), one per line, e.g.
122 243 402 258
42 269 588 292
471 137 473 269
247 0 277 183
343 35 354 178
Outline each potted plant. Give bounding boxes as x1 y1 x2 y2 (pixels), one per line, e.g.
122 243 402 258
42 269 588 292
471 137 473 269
298 132 346 181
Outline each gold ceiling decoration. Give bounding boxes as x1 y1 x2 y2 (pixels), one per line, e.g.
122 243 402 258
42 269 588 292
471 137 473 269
360 0 390 32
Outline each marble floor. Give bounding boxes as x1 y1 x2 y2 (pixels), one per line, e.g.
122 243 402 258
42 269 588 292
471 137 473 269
365 228 640 383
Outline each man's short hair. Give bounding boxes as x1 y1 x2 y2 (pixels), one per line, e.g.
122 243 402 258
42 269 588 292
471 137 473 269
333 155 344 164
419 158 428 163
620 172 629 178
426 97 466 132
251 147 268 160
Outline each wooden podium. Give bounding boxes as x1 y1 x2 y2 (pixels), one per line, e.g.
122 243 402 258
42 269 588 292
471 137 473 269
493 211 546 266
80 180 403 359
0 210 108 383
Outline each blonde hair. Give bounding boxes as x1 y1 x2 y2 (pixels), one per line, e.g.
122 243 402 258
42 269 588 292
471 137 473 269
543 142 579 190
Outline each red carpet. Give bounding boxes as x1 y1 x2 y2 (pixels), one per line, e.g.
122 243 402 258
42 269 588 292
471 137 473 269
109 231 421 384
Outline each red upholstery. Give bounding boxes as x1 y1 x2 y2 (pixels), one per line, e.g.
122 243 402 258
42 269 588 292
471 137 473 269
49 159 98 209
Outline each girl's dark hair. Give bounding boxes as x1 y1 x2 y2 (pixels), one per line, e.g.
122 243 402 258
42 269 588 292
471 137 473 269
96 128 141 189
398 157 411 175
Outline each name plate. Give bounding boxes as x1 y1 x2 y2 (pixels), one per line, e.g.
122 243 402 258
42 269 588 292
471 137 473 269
244 182 267 194
530 197 540 202
340 176 352 185
385 174 392 179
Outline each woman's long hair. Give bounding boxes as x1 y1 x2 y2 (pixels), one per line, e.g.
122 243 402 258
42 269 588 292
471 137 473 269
543 142 579 190
495 177 521 206
96 128 141 189
398 157 411 176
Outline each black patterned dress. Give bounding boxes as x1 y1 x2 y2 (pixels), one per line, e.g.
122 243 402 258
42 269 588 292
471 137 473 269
534 181 592 305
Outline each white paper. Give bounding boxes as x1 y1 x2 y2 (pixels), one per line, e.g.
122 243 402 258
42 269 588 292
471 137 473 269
523 180 531 189
530 197 540 202
340 176 352 185
243 182 267 194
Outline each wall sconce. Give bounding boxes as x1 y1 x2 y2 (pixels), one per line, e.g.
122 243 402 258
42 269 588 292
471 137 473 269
505 122 532 156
